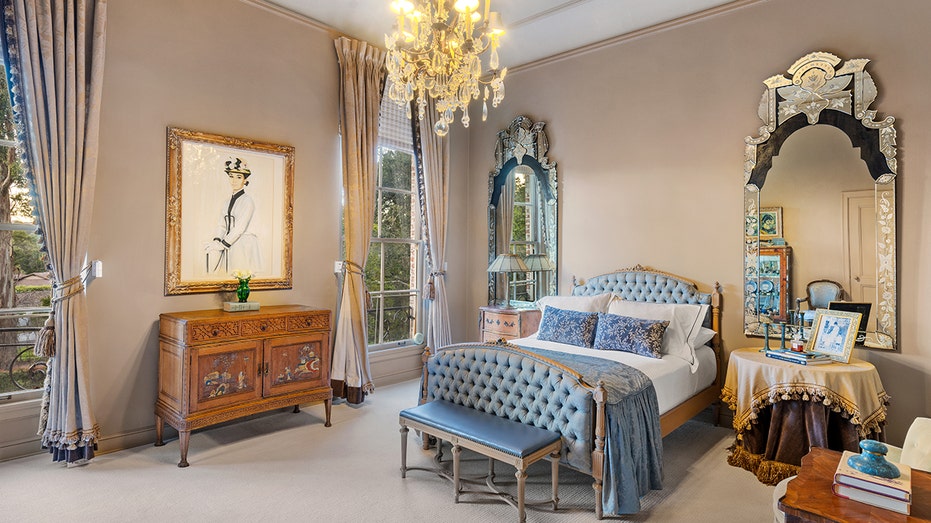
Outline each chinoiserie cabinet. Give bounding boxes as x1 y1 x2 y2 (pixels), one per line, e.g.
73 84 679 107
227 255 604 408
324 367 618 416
155 305 332 467
479 306 542 342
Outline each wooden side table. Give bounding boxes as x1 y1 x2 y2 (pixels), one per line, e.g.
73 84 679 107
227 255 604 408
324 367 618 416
722 347 889 484
779 447 931 522
478 306 541 342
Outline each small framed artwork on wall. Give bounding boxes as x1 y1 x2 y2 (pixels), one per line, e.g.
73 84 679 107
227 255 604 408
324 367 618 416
759 207 783 239
165 127 294 295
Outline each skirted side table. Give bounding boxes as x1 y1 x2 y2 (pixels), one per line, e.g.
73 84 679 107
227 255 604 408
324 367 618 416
721 347 890 485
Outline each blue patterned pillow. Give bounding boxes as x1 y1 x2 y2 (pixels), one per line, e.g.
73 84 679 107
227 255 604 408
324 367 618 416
593 313 669 358
537 306 598 348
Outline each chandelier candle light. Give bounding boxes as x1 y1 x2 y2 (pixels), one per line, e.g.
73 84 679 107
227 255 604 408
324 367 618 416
386 0 506 136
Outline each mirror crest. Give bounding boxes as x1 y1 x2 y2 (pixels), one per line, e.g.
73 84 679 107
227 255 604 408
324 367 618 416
743 52 897 349
488 116 558 305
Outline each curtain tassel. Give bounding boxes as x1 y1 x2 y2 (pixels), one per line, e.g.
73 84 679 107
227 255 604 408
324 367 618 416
34 316 55 358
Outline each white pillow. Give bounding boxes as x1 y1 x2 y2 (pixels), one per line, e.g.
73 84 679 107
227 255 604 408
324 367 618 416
536 294 612 314
691 326 717 349
607 297 706 370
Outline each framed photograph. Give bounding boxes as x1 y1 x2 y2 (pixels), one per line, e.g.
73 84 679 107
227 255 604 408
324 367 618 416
165 127 294 295
807 309 862 363
828 301 872 342
759 207 783 239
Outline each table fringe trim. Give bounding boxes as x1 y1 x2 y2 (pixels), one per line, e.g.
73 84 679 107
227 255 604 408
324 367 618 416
726 444 799 486
722 384 889 438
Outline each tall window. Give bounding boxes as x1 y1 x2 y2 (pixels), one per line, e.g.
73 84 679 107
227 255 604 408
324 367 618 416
363 94 423 350
0 57 50 401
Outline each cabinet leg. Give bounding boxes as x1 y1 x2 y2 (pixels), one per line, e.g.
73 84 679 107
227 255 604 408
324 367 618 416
293 405 300 413
154 415 165 447
177 430 190 468
324 398 332 427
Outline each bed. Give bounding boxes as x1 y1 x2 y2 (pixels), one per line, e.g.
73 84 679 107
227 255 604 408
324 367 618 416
418 265 723 517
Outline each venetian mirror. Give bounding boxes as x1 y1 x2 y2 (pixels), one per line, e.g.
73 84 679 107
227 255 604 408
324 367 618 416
488 116 558 305
743 52 897 349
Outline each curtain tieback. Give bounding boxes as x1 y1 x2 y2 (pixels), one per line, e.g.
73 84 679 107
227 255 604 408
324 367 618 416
341 260 372 309
34 264 92 358
424 271 446 301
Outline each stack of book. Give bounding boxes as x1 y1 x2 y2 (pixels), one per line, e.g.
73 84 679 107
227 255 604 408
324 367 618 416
763 348 833 365
833 450 912 515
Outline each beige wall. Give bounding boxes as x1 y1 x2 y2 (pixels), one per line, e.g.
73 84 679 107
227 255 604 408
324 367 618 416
464 0 931 443
1 0 473 459
3 0 928 460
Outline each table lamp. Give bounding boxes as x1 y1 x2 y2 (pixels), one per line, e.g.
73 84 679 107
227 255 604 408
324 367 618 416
487 253 528 308
522 253 555 299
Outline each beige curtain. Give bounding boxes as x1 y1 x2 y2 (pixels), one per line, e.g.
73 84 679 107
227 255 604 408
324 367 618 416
0 0 107 462
495 172 515 303
414 99 451 348
331 37 385 404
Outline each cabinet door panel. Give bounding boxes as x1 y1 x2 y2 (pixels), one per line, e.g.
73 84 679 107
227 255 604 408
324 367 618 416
190 341 262 412
264 333 329 397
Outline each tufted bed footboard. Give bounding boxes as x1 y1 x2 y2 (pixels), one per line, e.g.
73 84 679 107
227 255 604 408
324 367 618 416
420 343 610 518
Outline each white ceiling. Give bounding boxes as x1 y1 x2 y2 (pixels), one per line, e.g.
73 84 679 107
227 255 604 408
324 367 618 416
261 0 738 68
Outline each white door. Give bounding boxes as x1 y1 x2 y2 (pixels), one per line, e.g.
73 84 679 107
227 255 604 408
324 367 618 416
843 190 877 330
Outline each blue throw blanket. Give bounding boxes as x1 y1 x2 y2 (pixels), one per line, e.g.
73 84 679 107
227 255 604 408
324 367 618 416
513 345 663 515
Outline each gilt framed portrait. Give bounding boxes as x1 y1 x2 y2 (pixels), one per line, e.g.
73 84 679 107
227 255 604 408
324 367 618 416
165 127 294 295
807 309 862 363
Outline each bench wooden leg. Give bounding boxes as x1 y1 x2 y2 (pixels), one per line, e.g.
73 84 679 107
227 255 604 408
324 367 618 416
516 467 527 523
488 457 495 483
400 425 409 478
452 444 462 503
551 450 560 510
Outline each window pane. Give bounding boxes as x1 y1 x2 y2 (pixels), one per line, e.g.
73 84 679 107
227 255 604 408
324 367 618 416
379 191 412 239
382 294 415 343
364 244 382 292
366 295 381 345
383 242 414 292
380 150 412 190
517 173 530 202
0 312 49 394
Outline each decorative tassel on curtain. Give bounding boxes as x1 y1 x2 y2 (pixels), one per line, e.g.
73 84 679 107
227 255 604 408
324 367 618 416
0 0 108 463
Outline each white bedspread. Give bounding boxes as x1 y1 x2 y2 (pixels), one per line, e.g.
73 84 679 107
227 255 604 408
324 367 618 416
511 336 716 415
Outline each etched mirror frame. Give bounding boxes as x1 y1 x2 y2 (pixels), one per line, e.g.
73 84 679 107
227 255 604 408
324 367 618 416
743 52 897 349
488 116 558 305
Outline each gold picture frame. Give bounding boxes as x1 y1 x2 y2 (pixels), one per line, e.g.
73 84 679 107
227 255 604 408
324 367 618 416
807 309 862 363
165 127 294 295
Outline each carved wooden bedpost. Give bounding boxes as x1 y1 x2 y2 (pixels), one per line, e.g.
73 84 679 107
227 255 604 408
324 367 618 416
591 380 606 520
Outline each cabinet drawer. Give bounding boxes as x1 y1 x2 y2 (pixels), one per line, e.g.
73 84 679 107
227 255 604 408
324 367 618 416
287 312 329 332
190 320 241 343
241 317 287 337
482 312 520 337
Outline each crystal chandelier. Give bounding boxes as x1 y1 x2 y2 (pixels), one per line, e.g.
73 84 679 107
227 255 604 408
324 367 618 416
385 0 507 136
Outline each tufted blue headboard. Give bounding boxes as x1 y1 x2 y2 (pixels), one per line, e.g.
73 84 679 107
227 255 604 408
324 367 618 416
570 264 720 330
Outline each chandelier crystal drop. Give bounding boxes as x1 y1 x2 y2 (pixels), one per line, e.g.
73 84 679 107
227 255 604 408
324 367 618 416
386 0 507 136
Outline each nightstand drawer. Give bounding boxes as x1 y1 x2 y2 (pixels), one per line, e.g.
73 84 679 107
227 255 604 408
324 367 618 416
482 311 521 337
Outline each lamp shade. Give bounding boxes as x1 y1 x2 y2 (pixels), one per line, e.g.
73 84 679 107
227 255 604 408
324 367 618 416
487 253 528 273
522 253 555 272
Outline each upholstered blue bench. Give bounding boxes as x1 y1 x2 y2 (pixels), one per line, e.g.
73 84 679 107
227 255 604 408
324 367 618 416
400 399 562 522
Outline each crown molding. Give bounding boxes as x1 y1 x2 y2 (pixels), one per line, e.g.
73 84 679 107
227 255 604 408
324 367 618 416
510 0 769 74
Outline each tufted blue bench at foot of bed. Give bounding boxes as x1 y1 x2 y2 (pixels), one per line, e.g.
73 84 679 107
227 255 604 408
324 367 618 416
399 400 562 523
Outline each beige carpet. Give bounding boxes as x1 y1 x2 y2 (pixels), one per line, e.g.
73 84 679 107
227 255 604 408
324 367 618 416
1 379 774 522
